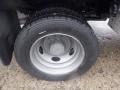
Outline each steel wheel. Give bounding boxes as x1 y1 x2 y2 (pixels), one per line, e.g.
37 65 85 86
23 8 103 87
30 33 85 76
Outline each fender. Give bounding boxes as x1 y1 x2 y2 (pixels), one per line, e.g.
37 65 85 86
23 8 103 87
0 10 20 65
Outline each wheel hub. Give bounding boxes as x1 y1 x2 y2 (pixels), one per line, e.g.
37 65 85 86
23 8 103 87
50 42 65 56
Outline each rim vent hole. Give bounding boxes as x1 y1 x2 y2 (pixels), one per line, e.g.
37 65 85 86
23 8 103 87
69 48 74 56
52 57 60 62
39 46 43 54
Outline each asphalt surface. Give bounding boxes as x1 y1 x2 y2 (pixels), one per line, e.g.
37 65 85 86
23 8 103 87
0 20 120 90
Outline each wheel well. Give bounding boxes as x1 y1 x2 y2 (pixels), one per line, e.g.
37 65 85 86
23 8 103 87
18 0 113 19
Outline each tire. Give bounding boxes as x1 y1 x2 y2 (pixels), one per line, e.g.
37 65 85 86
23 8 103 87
109 13 120 33
14 8 99 81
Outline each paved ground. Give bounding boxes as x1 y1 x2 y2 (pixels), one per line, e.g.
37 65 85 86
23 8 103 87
0 20 120 90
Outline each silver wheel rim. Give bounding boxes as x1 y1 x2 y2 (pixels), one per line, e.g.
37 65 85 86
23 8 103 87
30 33 85 76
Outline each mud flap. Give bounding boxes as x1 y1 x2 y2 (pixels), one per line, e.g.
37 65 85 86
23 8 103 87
0 10 20 65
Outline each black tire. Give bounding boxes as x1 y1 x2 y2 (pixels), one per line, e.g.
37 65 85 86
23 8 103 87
14 8 99 81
